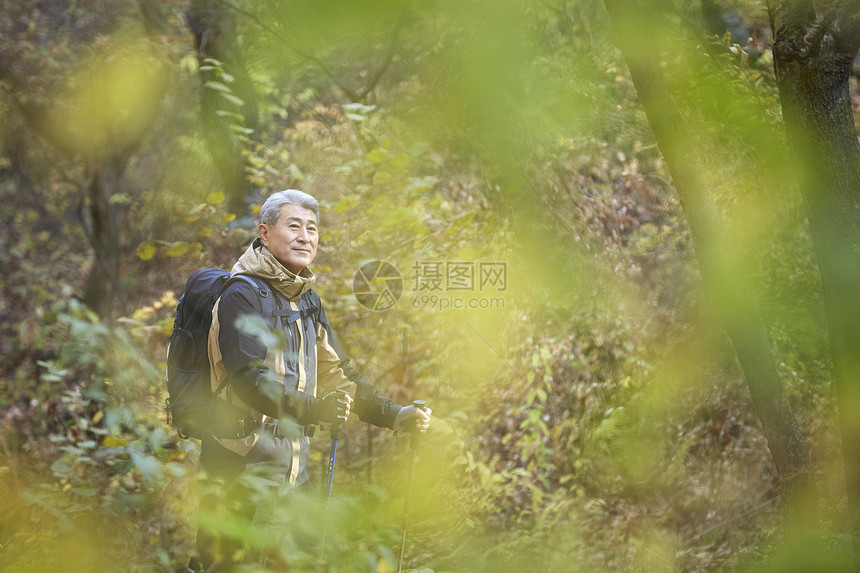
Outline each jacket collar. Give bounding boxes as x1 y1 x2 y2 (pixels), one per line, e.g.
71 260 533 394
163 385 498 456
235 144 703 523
231 238 316 301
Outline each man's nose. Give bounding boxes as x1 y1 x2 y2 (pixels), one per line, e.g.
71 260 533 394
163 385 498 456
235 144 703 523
296 228 309 242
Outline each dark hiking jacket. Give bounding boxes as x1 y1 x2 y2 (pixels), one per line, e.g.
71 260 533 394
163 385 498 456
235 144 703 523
205 239 401 484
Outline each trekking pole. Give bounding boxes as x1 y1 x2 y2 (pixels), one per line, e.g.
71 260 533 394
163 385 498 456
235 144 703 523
397 400 427 573
318 389 350 566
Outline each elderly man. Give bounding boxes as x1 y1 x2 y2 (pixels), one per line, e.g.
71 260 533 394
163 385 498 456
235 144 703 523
194 189 431 571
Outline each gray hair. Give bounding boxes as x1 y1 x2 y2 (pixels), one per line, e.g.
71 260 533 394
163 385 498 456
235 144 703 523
259 189 320 226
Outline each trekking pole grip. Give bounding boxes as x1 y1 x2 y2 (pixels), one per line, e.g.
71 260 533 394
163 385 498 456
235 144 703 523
411 399 427 449
330 388 350 440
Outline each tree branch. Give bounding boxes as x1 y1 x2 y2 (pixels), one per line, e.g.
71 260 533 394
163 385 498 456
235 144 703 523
804 4 839 55
354 7 407 101
766 0 816 52
213 0 403 102
834 1 860 54
211 0 359 99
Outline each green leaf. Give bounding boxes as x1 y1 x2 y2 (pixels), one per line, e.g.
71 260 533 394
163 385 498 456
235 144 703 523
373 170 392 184
230 125 254 135
289 163 305 181
215 110 245 121
188 202 208 215
179 54 198 73
409 141 430 156
50 458 73 477
365 148 388 163
342 103 375 114
332 199 353 214
131 452 161 484
391 155 411 168
407 176 438 194
204 81 231 93
219 92 244 107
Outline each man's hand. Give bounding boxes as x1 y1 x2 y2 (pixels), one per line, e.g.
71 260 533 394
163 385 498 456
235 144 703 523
394 404 432 434
310 390 352 424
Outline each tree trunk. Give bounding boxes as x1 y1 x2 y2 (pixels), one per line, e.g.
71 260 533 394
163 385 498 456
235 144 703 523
185 0 259 214
768 0 860 557
602 0 811 491
80 159 128 319
1 1 169 320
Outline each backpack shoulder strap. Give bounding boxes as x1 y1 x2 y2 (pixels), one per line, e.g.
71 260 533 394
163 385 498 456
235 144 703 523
305 289 326 326
223 277 323 329
210 274 276 397
224 274 276 323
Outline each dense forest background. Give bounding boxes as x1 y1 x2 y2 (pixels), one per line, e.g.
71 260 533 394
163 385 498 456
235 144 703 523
1 0 859 571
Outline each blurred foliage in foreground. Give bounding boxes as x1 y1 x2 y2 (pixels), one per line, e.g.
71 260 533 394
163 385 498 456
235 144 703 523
0 0 857 571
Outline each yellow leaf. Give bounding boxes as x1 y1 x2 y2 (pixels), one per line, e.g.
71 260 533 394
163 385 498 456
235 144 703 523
200 227 213 237
166 242 190 257
103 435 128 448
206 191 226 204
222 213 236 223
137 242 157 261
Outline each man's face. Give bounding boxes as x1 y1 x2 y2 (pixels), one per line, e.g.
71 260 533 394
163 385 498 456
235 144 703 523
259 204 318 274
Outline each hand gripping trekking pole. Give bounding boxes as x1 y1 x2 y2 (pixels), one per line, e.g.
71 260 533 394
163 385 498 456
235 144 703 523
397 400 427 573
318 389 350 566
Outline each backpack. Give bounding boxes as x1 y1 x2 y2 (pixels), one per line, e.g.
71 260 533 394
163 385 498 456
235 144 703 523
165 268 274 439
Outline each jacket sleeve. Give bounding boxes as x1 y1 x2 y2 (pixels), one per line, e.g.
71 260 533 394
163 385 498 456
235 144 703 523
215 281 316 422
315 305 402 429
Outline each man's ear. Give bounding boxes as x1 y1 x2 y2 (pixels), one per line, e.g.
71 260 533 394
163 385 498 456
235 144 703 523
258 223 269 246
